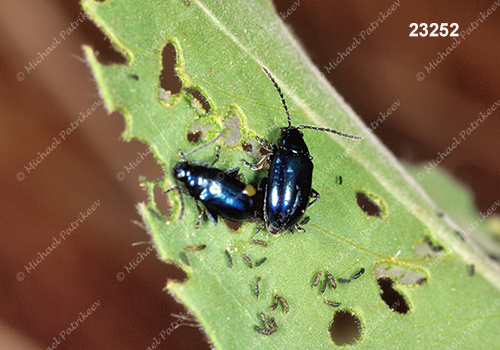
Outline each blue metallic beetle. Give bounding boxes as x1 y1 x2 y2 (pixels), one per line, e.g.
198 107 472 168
244 67 361 235
167 130 262 228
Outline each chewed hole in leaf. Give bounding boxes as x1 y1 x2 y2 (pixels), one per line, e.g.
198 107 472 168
414 239 446 258
187 131 202 143
85 16 125 65
377 277 410 314
355 191 385 218
242 143 253 153
186 88 211 114
153 184 171 218
223 110 242 146
160 43 182 95
188 120 220 145
329 310 362 345
399 270 427 285
373 263 428 285
224 219 243 231
242 139 263 159
424 235 444 252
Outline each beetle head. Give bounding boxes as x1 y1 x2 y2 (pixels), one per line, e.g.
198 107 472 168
278 127 310 157
171 162 190 183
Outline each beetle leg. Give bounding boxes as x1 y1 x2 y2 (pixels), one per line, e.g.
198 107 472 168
194 200 204 229
242 154 271 171
225 167 240 177
211 146 221 166
308 189 320 207
255 136 274 151
294 216 310 233
300 216 310 225
242 138 276 170
205 208 218 226
178 149 186 160
254 221 264 236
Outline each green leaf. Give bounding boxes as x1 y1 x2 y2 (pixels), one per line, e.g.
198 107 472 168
406 163 500 275
83 0 500 348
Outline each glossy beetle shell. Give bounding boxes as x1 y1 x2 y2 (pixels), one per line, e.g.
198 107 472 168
244 66 360 235
173 162 261 223
263 127 313 235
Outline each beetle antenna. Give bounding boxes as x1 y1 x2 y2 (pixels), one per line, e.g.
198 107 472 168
296 125 362 140
262 67 361 140
183 128 226 159
262 67 292 127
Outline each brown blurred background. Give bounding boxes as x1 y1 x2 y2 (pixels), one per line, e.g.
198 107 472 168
1 1 499 349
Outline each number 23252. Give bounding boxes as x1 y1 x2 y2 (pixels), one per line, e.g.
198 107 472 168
409 23 459 37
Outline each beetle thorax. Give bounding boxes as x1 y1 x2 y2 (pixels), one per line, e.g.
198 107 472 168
278 127 310 157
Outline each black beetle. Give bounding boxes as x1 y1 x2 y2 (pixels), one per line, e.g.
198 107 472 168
243 67 361 235
167 130 262 228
